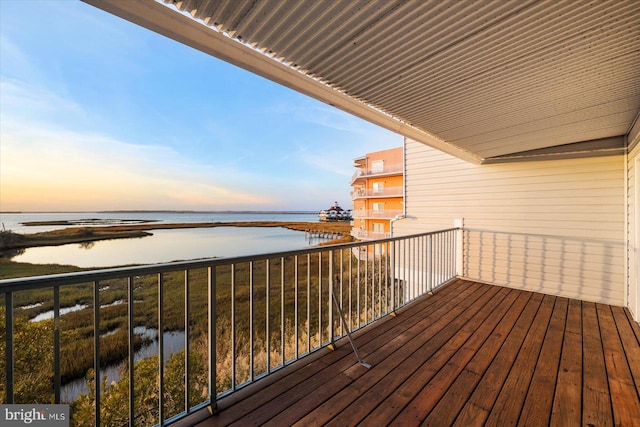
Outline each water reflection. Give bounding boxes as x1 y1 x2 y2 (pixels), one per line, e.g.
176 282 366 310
61 327 186 402
11 227 330 268
79 241 95 250
30 304 88 322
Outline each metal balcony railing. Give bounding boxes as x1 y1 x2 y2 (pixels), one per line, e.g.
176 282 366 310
0 229 459 426
351 209 404 219
351 187 403 199
351 229 391 240
351 163 404 183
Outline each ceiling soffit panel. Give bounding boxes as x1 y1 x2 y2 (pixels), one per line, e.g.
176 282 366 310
85 0 640 163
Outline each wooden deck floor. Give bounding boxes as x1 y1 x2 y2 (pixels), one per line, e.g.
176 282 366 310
186 279 640 426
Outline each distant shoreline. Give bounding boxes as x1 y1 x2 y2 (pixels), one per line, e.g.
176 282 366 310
1 210 317 214
0 221 353 252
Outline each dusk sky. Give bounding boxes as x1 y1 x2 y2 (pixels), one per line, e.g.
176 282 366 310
0 1 400 212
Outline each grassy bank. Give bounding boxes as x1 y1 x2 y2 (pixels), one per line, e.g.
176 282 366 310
0 228 151 252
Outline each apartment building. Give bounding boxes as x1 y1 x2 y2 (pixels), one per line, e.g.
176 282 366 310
351 147 404 240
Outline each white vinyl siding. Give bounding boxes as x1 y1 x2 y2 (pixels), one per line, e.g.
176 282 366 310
395 138 626 306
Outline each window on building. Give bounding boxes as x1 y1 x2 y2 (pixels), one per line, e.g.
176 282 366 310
372 182 384 194
372 223 384 233
373 202 384 212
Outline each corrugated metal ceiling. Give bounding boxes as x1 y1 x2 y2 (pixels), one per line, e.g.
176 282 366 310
86 0 640 163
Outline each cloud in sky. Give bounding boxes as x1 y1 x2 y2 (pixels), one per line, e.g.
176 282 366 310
0 1 401 212
1 114 272 211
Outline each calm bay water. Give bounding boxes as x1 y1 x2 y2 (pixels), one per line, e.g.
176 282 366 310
1 211 327 268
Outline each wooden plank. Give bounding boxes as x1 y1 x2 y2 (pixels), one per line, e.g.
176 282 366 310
365 287 515 425
624 307 640 342
517 297 568 426
292 284 500 427
550 298 582 426
582 301 613 427
612 306 640 396
482 294 555 426
421 290 532 426
597 303 640 426
453 292 545 426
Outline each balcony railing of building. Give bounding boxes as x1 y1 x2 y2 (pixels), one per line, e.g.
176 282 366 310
351 229 392 240
0 228 459 426
351 163 404 183
351 186 404 199
351 209 404 219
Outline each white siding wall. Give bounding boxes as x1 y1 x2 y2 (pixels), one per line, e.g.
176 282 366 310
395 138 626 306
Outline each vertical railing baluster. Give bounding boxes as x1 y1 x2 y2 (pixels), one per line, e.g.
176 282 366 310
266 259 270 373
439 232 443 284
281 257 285 366
5 291 14 403
405 238 410 300
348 249 352 330
439 232 442 284
208 266 217 413
364 245 368 324
294 256 298 359
448 229 451 278
452 229 456 279
53 286 60 403
356 249 361 327
306 254 310 355
451 230 455 278
390 240 395 312
94 281 100 427
318 253 322 345
339 249 343 337
416 237 419 296
411 238 416 299
231 264 236 389
249 262 254 380
422 236 426 294
377 243 382 318
427 235 432 292
384 242 389 314
184 270 190 413
158 273 164 424
128 276 135 426
328 251 334 346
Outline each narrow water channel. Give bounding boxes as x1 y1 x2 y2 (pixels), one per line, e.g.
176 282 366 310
61 327 186 402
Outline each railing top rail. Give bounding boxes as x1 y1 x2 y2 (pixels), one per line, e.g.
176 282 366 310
0 227 459 292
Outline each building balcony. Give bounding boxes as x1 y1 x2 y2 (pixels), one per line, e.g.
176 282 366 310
350 229 391 240
1 228 638 426
351 209 404 219
351 163 404 184
351 186 403 199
